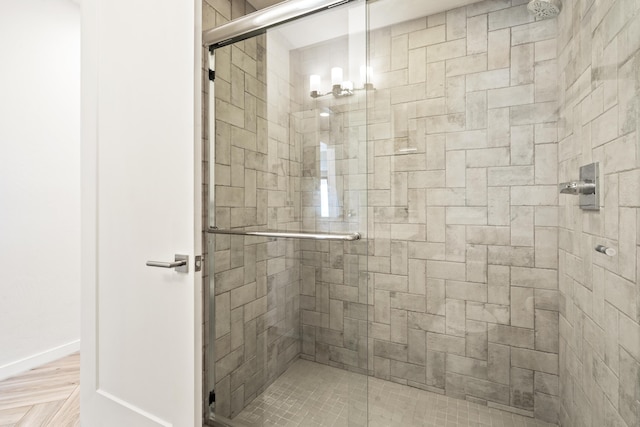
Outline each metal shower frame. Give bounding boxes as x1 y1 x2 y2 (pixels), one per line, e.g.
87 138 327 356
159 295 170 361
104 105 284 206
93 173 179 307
203 0 354 49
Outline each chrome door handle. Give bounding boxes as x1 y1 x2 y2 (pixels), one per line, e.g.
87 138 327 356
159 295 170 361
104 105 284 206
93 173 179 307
146 254 189 273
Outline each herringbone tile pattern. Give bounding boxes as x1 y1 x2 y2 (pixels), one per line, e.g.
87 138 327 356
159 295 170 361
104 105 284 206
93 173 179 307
0 353 79 427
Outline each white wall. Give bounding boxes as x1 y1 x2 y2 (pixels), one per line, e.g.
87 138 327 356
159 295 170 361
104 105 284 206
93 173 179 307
0 0 80 380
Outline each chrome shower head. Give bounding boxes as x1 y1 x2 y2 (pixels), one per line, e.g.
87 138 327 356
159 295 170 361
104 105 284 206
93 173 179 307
527 0 562 19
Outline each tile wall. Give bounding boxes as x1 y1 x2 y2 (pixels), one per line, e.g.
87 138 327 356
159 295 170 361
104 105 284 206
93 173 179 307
294 35 371 374
204 0 303 419
212 34 303 418
298 0 561 422
556 0 640 426
203 2 252 420
203 0 640 425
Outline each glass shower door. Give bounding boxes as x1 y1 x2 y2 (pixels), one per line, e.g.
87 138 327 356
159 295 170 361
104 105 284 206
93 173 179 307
206 1 369 425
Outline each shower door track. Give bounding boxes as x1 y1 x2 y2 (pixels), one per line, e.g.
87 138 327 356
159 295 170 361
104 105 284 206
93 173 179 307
207 228 361 241
203 0 353 49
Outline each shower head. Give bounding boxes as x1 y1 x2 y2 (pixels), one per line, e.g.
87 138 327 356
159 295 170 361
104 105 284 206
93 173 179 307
527 0 562 19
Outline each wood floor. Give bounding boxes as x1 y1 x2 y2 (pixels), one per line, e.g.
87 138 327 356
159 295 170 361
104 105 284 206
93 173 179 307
0 353 80 427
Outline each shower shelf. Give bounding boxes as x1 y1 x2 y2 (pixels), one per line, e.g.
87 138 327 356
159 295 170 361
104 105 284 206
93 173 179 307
207 228 361 241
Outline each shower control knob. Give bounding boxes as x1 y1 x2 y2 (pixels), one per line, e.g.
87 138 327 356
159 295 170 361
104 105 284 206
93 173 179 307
595 245 616 257
559 181 596 195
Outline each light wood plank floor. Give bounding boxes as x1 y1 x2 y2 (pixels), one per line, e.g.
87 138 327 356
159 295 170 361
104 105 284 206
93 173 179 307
0 353 79 427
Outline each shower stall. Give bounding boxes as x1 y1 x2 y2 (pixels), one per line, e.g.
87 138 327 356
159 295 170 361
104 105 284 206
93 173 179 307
202 0 640 425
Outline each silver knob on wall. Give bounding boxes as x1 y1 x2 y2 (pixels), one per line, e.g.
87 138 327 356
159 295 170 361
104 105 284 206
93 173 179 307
559 162 600 210
595 245 616 257
559 181 596 195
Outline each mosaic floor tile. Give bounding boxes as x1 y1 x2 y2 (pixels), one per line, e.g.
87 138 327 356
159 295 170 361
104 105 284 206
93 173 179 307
231 359 557 427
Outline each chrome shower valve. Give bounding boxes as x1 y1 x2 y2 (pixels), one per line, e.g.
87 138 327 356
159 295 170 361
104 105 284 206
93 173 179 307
559 163 600 210
559 181 596 195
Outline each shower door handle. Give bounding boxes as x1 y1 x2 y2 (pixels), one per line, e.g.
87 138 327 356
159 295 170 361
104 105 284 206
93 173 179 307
146 254 189 273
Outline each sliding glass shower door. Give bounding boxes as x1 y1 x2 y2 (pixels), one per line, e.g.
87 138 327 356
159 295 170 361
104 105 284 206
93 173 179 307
206 1 369 425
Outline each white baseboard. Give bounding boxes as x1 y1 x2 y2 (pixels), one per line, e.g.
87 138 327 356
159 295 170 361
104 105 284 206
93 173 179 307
0 340 80 381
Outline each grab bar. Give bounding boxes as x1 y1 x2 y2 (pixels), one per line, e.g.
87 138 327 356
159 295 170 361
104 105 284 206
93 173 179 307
206 228 361 241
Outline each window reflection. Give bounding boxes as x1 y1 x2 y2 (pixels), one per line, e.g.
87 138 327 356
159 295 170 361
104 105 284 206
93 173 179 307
319 142 338 218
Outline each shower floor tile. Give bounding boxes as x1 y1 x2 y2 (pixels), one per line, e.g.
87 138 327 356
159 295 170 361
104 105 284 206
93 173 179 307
231 359 556 427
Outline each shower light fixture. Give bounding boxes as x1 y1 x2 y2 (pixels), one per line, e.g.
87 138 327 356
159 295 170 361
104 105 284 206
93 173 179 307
310 66 374 98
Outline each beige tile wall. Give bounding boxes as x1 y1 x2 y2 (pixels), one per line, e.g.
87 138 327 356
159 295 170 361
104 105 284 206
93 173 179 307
556 0 640 426
298 0 561 423
203 1 256 420
204 0 303 420
294 35 370 375
211 32 303 418
200 0 640 425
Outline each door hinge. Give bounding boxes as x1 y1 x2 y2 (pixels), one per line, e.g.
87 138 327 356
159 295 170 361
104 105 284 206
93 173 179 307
208 389 215 406
208 70 215 81
195 255 202 272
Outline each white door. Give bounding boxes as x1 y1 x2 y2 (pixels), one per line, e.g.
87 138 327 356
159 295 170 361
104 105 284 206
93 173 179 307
80 0 202 426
